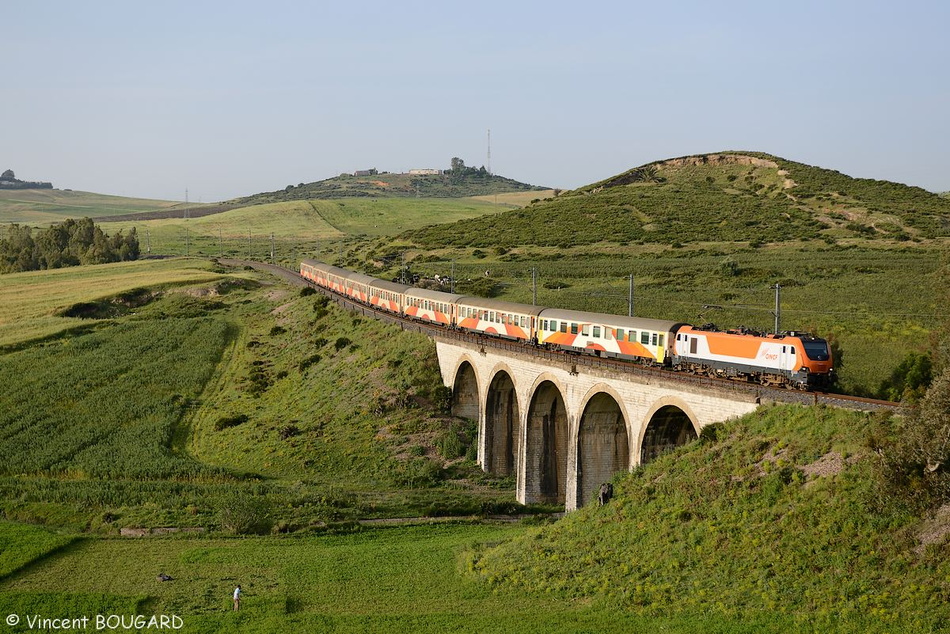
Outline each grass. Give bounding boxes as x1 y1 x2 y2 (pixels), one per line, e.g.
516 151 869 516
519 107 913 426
0 314 234 479
0 522 77 579
0 189 190 225
0 260 517 532
0 522 812 633
404 151 950 248
0 258 228 347
95 198 518 259
468 404 950 633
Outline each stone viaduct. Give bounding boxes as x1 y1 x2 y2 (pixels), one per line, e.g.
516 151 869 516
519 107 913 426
433 335 761 512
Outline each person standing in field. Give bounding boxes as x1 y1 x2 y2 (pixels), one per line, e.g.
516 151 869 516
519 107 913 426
233 585 241 611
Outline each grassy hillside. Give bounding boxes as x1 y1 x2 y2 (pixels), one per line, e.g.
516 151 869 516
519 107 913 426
468 404 950 632
0 189 195 225
232 169 547 205
0 259 514 533
405 152 950 248
94 197 523 261
0 259 228 347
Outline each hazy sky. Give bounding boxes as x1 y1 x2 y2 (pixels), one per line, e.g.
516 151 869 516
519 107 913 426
3 0 948 202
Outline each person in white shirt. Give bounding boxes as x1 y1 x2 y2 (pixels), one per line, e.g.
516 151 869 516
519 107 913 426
233 585 241 611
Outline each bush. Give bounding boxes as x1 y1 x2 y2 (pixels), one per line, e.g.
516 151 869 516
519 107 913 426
877 351 932 402
217 493 272 535
215 414 249 431
872 369 950 511
299 286 316 297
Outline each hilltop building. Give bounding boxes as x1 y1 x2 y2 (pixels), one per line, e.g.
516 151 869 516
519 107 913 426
0 169 53 190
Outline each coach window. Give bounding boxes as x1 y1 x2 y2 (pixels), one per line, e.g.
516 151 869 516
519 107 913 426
641 331 650 345
592 326 601 338
652 333 658 345
617 328 625 341
658 334 665 347
560 322 568 334
571 323 579 335
581 324 590 336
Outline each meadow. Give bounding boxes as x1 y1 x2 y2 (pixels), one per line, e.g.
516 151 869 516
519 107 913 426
0 259 228 347
0 522 818 633
0 189 192 225
94 197 516 261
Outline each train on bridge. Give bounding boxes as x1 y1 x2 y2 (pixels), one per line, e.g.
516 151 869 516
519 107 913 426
300 259 834 390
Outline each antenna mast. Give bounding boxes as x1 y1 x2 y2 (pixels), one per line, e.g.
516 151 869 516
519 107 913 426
487 128 491 175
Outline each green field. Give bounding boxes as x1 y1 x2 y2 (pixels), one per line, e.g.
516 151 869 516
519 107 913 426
0 189 192 225
0 522 797 633
0 258 228 347
91 197 517 262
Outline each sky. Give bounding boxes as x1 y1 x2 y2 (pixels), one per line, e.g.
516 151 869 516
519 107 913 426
2 0 948 202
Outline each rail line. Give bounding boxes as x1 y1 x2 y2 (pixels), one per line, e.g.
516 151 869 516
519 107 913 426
231 259 901 414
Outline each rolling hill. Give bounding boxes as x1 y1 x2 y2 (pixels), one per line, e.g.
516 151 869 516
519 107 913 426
230 167 548 206
0 189 201 225
403 152 950 248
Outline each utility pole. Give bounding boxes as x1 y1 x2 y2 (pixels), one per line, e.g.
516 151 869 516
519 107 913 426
146 227 151 255
532 268 537 306
772 283 782 334
628 274 634 317
270 233 275 263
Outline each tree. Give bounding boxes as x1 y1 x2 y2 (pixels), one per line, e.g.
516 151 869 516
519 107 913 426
873 368 950 510
450 157 466 172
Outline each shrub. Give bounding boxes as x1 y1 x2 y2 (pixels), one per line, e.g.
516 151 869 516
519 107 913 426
298 354 321 372
217 493 272 535
871 369 950 511
215 414 249 431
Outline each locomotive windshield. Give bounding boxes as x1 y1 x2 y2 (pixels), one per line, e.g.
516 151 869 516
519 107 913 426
802 338 830 361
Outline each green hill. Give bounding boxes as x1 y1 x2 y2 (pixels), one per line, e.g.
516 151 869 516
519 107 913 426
231 165 547 206
404 152 950 248
0 189 197 225
469 403 950 632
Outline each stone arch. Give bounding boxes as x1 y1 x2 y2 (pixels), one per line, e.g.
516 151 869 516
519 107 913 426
451 359 479 423
485 367 520 476
638 396 699 466
525 378 569 505
576 388 630 507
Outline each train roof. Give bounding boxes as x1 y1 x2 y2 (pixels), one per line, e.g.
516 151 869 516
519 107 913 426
369 279 412 294
537 308 685 332
301 259 349 278
457 296 546 317
404 287 467 303
345 272 377 286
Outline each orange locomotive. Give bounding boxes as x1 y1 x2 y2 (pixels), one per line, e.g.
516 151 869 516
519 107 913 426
672 325 833 390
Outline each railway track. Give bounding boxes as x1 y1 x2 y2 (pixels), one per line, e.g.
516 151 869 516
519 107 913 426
231 258 901 414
